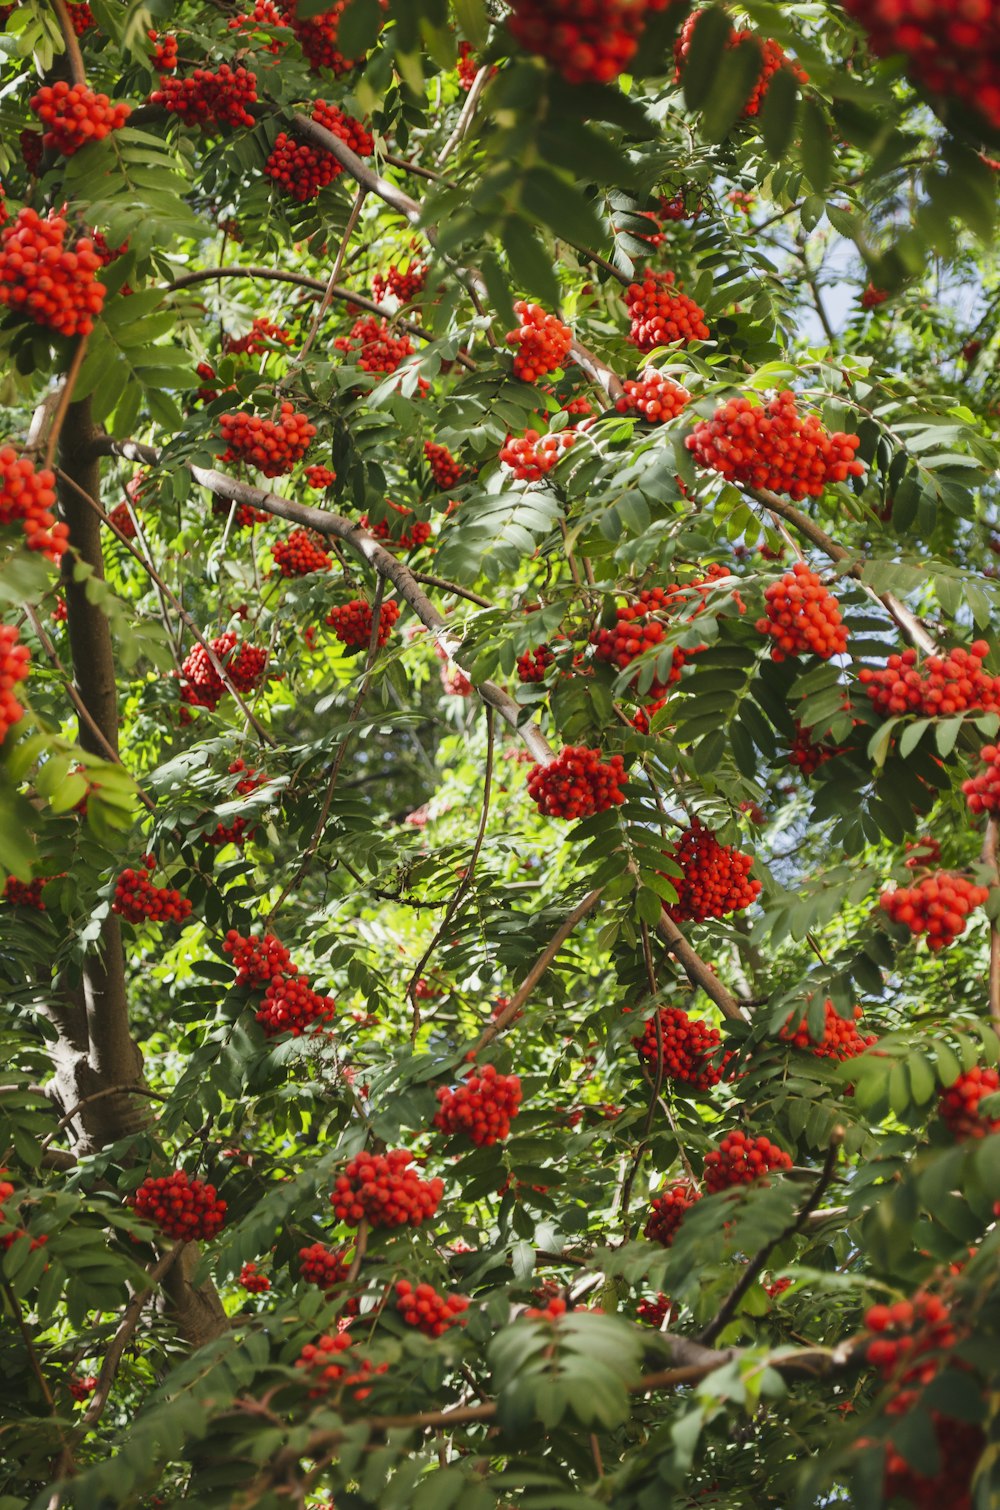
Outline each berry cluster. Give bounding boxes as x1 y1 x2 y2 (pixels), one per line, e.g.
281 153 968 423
879 872 989 951
625 272 709 352
219 404 316 476
330 1149 444 1229
360 501 432 550
938 1067 1000 1140
69 1374 97 1401
592 588 683 697
457 40 479 89
779 1000 876 1063
204 759 266 847
149 30 179 71
787 721 844 776
239 1261 271 1293
703 1130 792 1192
516 643 556 683
295 1332 384 1401
636 1293 674 1328
841 0 1000 131
0 624 29 743
325 597 401 652
334 316 414 375
180 632 268 710
278 0 386 75
662 821 761 923
108 501 137 540
686 391 865 500
424 440 465 490
0 447 68 559
67 2 94 33
644 1180 700 1247
499 427 578 481
20 130 43 176
299 1241 350 1290
224 929 294 986
372 261 427 304
222 317 291 356
265 101 373 201
228 1 285 50
0 1172 47 1253
962 745 1000 814
213 495 269 529
256 974 336 1037
3 876 48 910
394 1280 469 1336
434 1063 523 1145
128 1170 226 1241
507 0 673 85
675 13 808 117
859 642 1000 718
861 282 889 311
0 207 105 337
615 370 690 424
304 464 336 489
632 1006 729 1092
506 301 573 383
756 562 850 662
150 65 258 131
113 864 192 926
865 1292 958 1387
272 529 331 577
526 745 627 819
30 83 130 156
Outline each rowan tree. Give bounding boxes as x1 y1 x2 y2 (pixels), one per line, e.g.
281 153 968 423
1 2 999 1508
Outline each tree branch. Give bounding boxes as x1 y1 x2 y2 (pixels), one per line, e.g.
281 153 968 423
982 817 1000 1030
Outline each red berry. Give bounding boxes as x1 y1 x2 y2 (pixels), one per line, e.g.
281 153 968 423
278 0 388 75
299 1241 351 1290
359 500 432 551
224 929 295 986
113 862 192 926
128 1170 226 1241
330 1148 444 1230
238 1261 271 1293
880 871 990 951
499 427 578 481
527 745 627 820
507 0 674 85
423 440 465 491
962 744 1000 814
30 82 130 156
150 64 258 131
219 403 316 477
394 1279 469 1337
222 317 292 356
938 1066 1000 1140
505 300 573 383
615 370 690 424
0 207 105 338
755 562 849 662
434 1062 523 1146
0 447 68 560
334 315 418 379
324 597 401 652
675 12 808 118
633 1006 731 1091
779 999 877 1062
256 974 336 1037
644 1179 700 1246
624 271 709 352
272 528 331 577
265 101 373 201
661 820 761 922
686 391 865 501
859 642 1000 719
373 260 427 305
703 1130 792 1192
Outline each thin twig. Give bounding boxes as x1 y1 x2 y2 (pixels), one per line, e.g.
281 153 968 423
435 64 491 167
40 1085 164 1149
49 0 86 83
345 1220 369 1284
78 1243 184 1432
982 817 1000 1030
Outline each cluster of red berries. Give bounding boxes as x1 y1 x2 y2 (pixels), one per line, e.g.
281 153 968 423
433 1063 523 1145
278 0 386 75
625 272 709 352
295 1332 384 1401
841 0 1000 131
180 632 268 710
615 370 690 424
204 759 266 846
644 1179 700 1247
632 1006 729 1091
527 745 627 819
108 501 137 540
30 82 131 156
0 207 105 337
882 1407 982 1510
213 495 269 529
0 1172 48 1254
372 261 427 304
859 642 1000 718
0 448 68 560
113 863 192 926
516 643 556 683
222 317 291 355
962 744 1000 814
69 1374 97 1401
879 872 989 951
325 597 401 651
860 283 889 311
703 1130 792 1193
304 464 336 489
150 65 258 131
506 301 574 382
779 1000 876 1063
20 130 43 176
299 1240 350 1290
265 101 373 201
865 1291 957 1387
424 440 465 490
272 529 331 577
330 1149 444 1229
67 1 94 32
662 821 761 923
787 721 844 776
129 1170 226 1241
219 404 316 477
395 1280 469 1336
636 1293 674 1327
224 929 294 986
456 40 479 89
499 427 578 481
938 1066 1000 1140
687 391 865 500
756 562 850 662
0 624 29 744
592 588 683 697
3 875 48 909
360 501 432 550
239 1261 271 1293
256 974 336 1037
149 30 179 71
506 0 673 85
675 13 808 117
334 316 414 376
